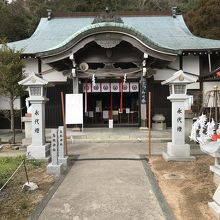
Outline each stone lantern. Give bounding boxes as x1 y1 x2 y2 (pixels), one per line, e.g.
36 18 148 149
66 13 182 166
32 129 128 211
161 70 198 161
19 74 51 159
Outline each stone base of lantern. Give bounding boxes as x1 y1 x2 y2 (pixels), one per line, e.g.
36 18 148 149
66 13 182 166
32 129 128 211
152 122 166 131
58 156 69 167
27 143 50 160
139 127 148 130
22 138 32 146
21 116 32 146
47 163 63 176
162 142 195 161
21 116 32 138
210 165 220 186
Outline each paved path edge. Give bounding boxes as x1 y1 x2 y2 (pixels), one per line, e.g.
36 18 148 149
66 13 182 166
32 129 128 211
140 154 176 220
27 155 80 220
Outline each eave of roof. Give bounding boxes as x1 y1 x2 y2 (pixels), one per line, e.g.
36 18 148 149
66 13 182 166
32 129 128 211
6 14 220 57
38 22 178 58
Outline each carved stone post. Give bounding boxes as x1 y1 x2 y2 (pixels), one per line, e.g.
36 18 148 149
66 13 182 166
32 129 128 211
19 74 51 159
47 128 63 175
58 126 69 166
161 70 198 161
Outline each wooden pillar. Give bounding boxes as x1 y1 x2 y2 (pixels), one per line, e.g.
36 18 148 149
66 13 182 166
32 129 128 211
179 55 183 70
38 58 42 74
208 53 212 72
73 78 79 94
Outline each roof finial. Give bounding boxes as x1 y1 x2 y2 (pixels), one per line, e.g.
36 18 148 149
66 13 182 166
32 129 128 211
47 9 52 20
171 7 177 18
92 7 123 24
105 7 109 13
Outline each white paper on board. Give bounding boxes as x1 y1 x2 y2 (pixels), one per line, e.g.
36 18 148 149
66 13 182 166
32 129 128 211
66 94 83 124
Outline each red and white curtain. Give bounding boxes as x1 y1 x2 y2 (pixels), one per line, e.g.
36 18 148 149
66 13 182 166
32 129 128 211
83 83 91 93
123 82 130 92
111 83 120 93
83 82 139 93
101 83 110 92
92 83 101 92
130 82 139 92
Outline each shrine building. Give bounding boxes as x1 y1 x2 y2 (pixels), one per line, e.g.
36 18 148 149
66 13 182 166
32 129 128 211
1 9 220 129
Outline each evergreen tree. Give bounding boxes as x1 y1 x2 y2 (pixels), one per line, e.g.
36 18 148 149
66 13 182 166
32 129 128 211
0 0 219 41
0 1 29 41
0 42 25 143
185 0 220 39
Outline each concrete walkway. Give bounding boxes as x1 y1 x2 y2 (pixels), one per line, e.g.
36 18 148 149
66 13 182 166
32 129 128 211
38 157 169 220
36 141 176 220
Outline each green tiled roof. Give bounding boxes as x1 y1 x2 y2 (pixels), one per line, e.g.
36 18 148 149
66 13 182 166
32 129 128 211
7 15 220 56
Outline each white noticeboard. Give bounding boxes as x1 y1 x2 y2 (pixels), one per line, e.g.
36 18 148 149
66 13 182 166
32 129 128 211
66 94 83 126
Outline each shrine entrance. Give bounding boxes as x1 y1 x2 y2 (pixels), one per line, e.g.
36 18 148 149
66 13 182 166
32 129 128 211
42 24 176 129
82 80 139 127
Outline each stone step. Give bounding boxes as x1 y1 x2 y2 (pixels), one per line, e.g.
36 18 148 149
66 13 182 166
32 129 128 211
68 136 171 143
45 135 171 143
43 128 172 143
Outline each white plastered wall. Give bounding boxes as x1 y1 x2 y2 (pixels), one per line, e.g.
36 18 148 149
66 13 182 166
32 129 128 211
153 68 175 81
154 56 200 89
183 55 200 90
41 62 67 82
23 58 67 82
23 58 38 76
183 55 200 76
